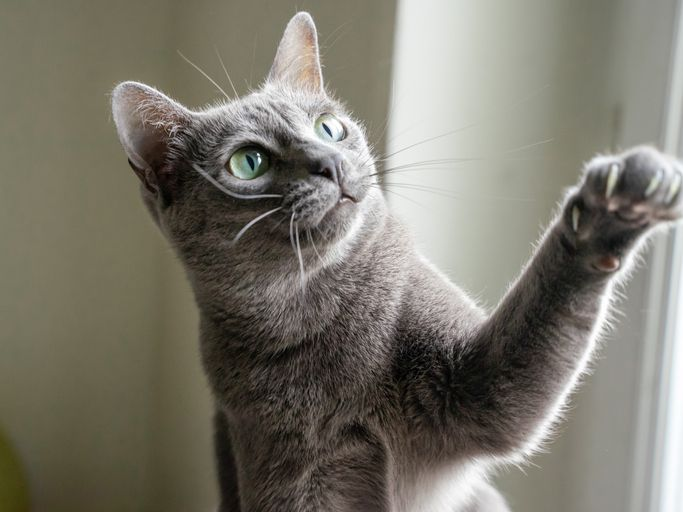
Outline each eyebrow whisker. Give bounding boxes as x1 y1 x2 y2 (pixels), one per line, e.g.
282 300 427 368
214 46 240 99
177 50 231 101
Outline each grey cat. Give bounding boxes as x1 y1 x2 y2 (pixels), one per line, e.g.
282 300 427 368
111 12 682 512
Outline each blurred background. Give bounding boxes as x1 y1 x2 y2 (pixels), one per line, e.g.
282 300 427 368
2 0 683 511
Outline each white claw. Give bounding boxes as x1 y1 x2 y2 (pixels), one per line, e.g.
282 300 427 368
645 168 664 197
572 205 580 232
605 163 620 198
666 172 682 204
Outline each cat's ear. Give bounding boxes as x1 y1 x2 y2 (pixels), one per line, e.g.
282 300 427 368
267 12 324 93
111 81 191 196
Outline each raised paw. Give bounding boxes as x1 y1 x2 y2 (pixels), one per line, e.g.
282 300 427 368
564 146 683 272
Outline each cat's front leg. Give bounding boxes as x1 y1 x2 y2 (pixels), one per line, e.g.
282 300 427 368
473 146 683 454
396 146 682 462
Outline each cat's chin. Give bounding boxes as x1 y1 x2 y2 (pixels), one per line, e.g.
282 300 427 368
302 196 361 245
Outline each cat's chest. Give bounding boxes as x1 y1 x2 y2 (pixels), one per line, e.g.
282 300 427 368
202 319 392 421
245 343 386 427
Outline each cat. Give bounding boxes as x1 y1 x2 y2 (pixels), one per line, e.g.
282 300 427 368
111 12 683 512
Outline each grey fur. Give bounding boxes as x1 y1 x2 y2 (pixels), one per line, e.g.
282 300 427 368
111 12 683 512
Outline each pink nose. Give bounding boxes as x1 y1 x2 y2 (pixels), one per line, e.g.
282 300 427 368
310 153 343 185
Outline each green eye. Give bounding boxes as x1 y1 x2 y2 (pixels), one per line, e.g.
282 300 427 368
227 146 270 180
315 114 345 142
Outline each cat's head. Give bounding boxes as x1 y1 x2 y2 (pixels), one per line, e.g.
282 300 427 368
111 13 383 280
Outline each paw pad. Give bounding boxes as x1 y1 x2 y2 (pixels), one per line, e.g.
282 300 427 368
594 255 620 273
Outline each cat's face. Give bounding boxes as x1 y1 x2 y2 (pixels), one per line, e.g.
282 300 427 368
112 13 382 275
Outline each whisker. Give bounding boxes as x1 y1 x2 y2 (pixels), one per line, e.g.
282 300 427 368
289 212 297 266
249 33 258 89
314 225 330 243
368 157 482 178
214 46 240 99
378 122 478 162
231 206 283 246
177 51 231 101
192 163 282 200
377 83 551 162
306 229 325 265
382 182 533 202
321 21 350 48
269 211 291 231
295 221 305 286
372 138 554 178
368 183 427 208
369 78 396 152
371 156 547 179
382 182 466 200
502 138 554 155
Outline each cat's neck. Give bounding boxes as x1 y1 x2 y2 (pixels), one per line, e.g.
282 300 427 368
189 196 399 350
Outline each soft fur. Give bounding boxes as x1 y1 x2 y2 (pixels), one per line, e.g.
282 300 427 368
111 12 683 512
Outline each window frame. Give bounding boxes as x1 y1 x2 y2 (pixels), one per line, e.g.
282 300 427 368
630 2 683 509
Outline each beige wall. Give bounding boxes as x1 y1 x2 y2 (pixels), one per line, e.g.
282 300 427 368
0 1 396 510
0 2 173 511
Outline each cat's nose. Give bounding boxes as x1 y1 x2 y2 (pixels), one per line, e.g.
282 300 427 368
310 153 343 185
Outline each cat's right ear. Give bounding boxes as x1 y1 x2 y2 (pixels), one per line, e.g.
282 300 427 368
267 12 324 93
111 81 191 197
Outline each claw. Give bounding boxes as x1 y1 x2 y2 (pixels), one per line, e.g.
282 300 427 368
645 168 664 197
605 163 620 198
666 172 682 204
572 205 580 232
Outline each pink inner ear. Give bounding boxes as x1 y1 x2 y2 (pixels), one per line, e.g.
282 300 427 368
268 12 324 93
112 82 189 174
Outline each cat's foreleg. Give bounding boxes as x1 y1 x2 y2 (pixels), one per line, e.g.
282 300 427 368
399 146 682 460
467 146 683 455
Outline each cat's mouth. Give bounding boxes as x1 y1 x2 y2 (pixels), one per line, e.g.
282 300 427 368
338 191 358 205
312 188 360 228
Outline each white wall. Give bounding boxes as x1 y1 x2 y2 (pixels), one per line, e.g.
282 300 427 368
388 1 678 511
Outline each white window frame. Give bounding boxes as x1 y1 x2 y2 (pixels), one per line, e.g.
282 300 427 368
630 1 683 510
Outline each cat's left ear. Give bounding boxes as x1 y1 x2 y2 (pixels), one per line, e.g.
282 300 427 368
267 12 324 93
111 81 192 197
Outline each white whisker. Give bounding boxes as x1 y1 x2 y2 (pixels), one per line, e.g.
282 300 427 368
231 207 283 246
295 221 305 286
369 183 427 208
381 182 533 202
503 138 554 155
192 163 282 200
289 212 301 281
307 229 325 265
377 83 551 162
214 46 240 99
177 50 231 101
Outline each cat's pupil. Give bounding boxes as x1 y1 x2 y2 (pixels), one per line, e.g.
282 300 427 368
323 123 333 138
246 154 255 171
